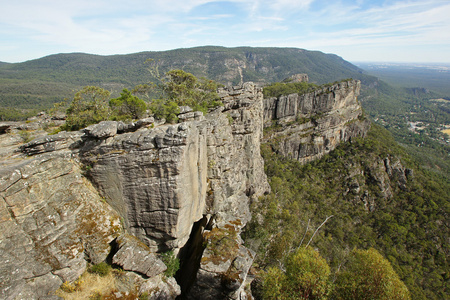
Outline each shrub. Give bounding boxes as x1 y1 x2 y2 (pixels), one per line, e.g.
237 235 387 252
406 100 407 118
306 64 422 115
332 248 411 300
149 99 180 123
109 88 147 120
263 247 332 300
88 262 111 277
64 86 110 131
159 251 180 277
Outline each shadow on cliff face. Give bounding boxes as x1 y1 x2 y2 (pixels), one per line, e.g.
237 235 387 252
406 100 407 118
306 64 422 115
175 215 214 299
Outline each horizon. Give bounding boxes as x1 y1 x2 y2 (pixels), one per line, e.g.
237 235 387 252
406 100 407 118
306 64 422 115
1 47 450 66
1 0 449 64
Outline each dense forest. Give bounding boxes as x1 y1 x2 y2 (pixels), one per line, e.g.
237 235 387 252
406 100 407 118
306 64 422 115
244 124 449 299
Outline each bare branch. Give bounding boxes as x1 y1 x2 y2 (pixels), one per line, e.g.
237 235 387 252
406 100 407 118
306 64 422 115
299 218 310 248
306 215 334 248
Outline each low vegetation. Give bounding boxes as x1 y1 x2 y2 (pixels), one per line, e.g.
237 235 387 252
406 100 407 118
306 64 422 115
158 251 180 278
56 69 222 130
262 247 332 300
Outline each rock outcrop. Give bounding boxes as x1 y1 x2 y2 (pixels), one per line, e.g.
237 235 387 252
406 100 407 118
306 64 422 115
0 153 122 299
264 79 370 164
0 79 368 299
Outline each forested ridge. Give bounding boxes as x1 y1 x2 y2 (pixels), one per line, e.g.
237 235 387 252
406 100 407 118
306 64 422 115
0 46 375 112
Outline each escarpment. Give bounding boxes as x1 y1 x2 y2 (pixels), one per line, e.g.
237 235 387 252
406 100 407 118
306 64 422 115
0 79 368 299
264 79 370 164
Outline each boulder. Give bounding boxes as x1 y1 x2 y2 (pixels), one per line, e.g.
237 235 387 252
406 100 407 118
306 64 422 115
112 234 167 278
84 121 118 139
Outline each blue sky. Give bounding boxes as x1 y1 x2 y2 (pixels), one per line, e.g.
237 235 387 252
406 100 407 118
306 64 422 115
0 0 449 63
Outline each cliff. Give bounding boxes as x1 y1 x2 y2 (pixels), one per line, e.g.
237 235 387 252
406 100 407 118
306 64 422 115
264 80 370 164
0 80 367 299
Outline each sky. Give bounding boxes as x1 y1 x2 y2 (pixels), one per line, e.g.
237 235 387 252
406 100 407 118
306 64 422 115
0 0 449 63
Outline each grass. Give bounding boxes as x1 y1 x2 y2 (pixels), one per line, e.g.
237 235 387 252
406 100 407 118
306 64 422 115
441 129 450 136
55 271 117 300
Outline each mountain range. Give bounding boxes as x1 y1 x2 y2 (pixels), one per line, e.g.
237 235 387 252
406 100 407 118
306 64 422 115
0 46 377 110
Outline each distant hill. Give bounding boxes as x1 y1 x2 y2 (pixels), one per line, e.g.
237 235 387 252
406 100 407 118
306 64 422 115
0 46 376 109
356 62 450 96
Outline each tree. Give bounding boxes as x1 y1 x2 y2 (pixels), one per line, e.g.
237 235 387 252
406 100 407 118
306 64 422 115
65 86 110 131
109 88 147 120
333 248 411 300
263 247 332 300
161 69 221 113
148 99 179 123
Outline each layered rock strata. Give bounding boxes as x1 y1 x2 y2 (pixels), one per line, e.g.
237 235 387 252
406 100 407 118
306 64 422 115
78 83 269 298
0 152 122 299
263 80 370 164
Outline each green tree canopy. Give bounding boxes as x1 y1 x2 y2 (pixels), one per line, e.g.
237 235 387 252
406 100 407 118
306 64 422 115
333 248 411 300
160 69 221 113
109 88 147 121
263 247 332 300
65 86 110 131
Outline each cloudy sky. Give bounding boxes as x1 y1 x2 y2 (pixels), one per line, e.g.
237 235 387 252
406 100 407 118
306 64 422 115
1 0 449 63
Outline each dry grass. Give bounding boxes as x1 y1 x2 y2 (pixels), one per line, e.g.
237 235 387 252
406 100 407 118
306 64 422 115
54 271 117 299
442 129 450 136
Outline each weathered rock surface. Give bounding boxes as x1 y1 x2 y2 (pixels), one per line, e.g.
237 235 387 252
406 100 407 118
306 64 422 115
0 153 122 300
112 234 167 277
187 220 255 300
80 121 209 252
76 83 269 298
341 155 413 211
139 274 181 299
264 80 370 163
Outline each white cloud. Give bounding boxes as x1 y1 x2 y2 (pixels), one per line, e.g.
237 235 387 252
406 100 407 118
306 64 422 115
0 0 449 62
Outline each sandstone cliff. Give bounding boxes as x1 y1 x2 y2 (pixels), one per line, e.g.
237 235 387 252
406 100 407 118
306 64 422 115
264 80 370 164
0 79 367 299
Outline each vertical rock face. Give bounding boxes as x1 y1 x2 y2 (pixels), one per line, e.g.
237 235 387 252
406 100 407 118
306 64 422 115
263 80 370 163
81 122 209 252
79 82 269 255
184 83 269 299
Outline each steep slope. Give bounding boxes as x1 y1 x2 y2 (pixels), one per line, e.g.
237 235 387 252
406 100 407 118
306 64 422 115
244 124 449 300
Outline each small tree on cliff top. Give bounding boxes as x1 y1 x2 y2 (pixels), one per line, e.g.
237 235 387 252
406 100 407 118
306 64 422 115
160 69 222 112
109 88 147 121
64 86 110 131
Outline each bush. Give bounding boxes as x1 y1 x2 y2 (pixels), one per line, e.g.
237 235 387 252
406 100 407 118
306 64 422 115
263 247 332 300
88 262 111 277
159 251 180 277
109 88 147 120
162 69 222 110
64 86 110 131
333 248 411 300
149 99 179 123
